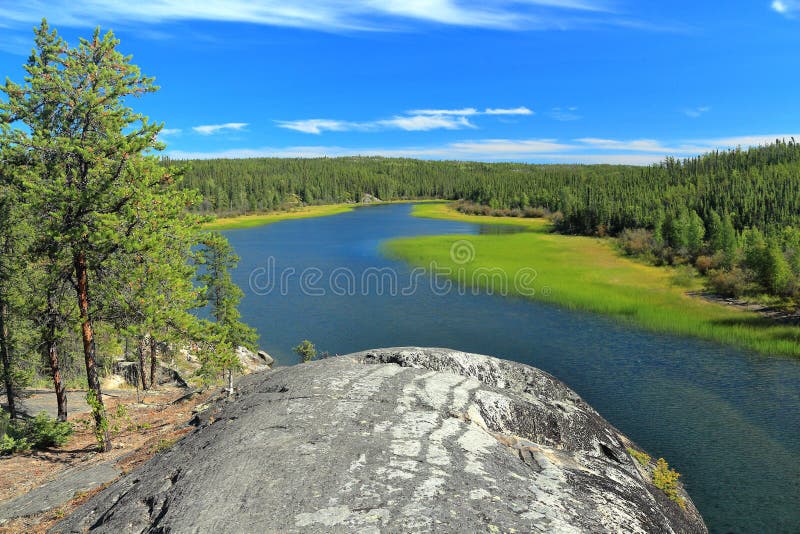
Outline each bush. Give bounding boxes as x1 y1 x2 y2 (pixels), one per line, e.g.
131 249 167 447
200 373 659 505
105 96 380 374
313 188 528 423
293 340 317 363
1 433 30 455
707 267 748 298
619 228 655 257
27 413 73 448
0 411 73 455
694 255 714 275
653 457 686 509
627 447 651 466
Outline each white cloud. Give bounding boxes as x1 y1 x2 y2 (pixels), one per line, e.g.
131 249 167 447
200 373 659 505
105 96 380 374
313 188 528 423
275 114 475 134
0 0 651 35
683 106 710 118
167 133 800 165
159 128 182 136
192 122 248 135
409 107 533 116
548 107 581 121
772 0 800 16
274 119 356 134
378 115 475 131
276 107 532 134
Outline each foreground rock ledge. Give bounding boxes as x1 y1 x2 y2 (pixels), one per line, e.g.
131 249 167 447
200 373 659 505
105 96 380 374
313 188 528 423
53 347 706 533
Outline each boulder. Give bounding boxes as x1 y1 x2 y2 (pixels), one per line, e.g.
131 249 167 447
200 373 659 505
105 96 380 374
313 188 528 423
360 193 381 204
110 360 188 389
53 347 706 533
236 346 273 373
257 350 275 367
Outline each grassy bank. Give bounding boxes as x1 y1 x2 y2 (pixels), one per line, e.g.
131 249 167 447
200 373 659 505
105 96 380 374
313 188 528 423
384 203 800 358
203 199 445 231
203 204 358 231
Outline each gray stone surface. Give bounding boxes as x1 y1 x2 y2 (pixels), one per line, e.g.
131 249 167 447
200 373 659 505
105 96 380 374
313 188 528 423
52 347 706 533
0 461 120 522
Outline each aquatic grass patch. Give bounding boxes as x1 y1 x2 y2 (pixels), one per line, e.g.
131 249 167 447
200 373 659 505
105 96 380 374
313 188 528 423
203 204 358 231
203 199 445 231
383 204 800 358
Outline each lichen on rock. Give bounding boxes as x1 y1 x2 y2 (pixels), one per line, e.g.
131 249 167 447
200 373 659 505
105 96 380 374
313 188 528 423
52 347 706 533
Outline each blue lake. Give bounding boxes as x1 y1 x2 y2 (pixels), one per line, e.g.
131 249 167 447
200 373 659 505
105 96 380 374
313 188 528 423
224 203 800 533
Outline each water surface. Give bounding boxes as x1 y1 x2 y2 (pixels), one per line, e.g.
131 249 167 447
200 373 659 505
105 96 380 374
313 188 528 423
224 203 800 533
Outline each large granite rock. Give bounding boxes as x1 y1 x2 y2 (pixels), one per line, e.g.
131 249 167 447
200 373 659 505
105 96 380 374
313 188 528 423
53 347 706 533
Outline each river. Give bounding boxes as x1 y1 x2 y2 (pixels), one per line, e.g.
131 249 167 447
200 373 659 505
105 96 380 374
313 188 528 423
223 203 800 533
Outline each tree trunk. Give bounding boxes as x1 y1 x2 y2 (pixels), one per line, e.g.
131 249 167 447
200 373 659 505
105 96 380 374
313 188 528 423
74 250 111 452
227 369 233 396
149 335 158 390
137 336 148 390
0 299 16 419
44 292 68 421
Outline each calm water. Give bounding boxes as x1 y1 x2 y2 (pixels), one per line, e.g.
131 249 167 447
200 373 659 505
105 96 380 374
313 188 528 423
224 204 800 533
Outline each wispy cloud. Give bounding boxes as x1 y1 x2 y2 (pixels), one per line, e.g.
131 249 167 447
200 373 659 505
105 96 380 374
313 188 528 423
167 133 800 165
409 107 533 116
275 107 531 134
192 122 248 135
275 115 474 134
683 106 710 118
548 106 581 121
159 128 182 136
771 0 799 16
0 1 664 36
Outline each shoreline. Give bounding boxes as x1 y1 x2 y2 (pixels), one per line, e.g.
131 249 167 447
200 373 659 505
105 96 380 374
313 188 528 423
385 203 800 358
203 199 445 231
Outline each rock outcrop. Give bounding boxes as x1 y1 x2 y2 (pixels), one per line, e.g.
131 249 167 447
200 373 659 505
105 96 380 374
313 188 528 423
53 347 706 533
360 193 382 203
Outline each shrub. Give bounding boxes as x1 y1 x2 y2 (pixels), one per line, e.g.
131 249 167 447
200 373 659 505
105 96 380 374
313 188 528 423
1 433 30 455
707 267 748 298
27 412 73 448
694 255 714 275
653 458 686 509
293 340 317 363
626 447 651 467
0 411 71 454
619 228 655 257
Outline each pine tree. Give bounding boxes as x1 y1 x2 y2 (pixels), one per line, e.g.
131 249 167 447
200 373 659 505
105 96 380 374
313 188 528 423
194 231 258 390
1 21 182 450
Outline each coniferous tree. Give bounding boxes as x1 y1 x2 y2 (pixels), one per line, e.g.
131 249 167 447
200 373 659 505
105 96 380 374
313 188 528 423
194 231 258 391
1 21 187 450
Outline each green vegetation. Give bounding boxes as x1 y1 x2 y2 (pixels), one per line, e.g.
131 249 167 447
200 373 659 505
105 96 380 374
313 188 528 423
653 458 686 509
204 204 357 231
179 143 800 302
1 409 73 455
627 447 651 467
384 204 800 358
293 340 317 363
0 22 255 450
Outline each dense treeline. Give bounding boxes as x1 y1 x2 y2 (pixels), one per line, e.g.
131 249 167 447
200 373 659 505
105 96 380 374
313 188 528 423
177 141 800 236
1 22 254 452
177 140 800 300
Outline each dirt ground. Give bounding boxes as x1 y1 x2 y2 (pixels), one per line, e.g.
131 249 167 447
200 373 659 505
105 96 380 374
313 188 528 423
0 386 215 533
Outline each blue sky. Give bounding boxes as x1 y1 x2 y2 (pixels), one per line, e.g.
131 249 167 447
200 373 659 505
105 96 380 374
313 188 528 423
1 1 799 164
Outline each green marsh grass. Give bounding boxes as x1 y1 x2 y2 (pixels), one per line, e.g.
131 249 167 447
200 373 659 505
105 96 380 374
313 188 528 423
203 204 357 231
384 203 800 358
